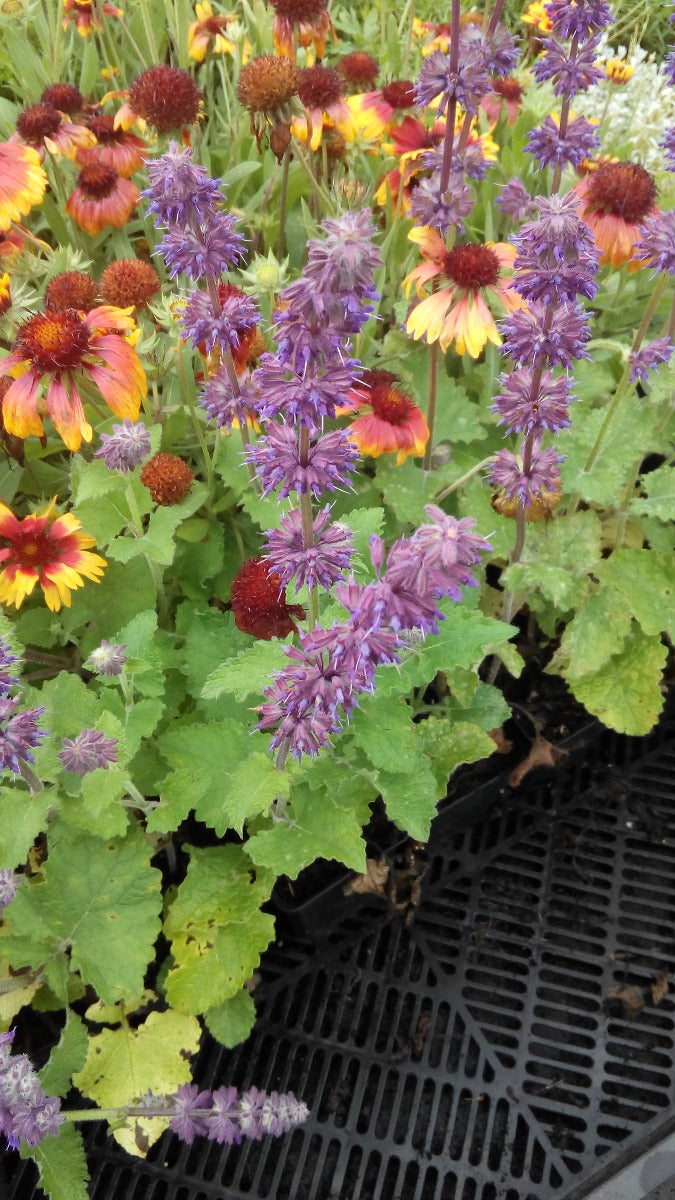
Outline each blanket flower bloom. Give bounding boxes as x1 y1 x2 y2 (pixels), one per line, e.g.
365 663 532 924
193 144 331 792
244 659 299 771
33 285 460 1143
66 164 139 236
76 115 147 178
189 1 242 61
270 0 332 61
0 498 106 610
0 305 146 451
0 141 47 232
339 368 429 464
404 227 522 356
572 160 659 269
62 0 122 36
14 103 94 161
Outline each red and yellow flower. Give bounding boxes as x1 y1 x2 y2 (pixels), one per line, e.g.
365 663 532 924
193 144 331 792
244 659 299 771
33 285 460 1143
572 160 659 271
404 228 523 357
0 141 47 232
270 0 333 63
294 65 353 151
0 274 10 318
66 164 139 236
0 498 106 611
0 305 146 451
348 79 417 142
189 1 249 61
75 115 148 178
14 104 95 162
62 0 122 36
338 368 429 465
521 1 553 34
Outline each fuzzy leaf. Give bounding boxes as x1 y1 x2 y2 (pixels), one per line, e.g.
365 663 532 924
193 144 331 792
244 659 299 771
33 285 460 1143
205 990 257 1049
549 588 634 677
414 718 496 790
72 1009 201 1156
39 1013 88 1097
176 606 250 695
559 402 659 506
0 787 59 870
246 784 367 876
341 506 385 565
20 1124 88 1200
378 763 440 842
351 695 426 774
202 641 287 701
564 626 667 735
630 464 675 522
1 823 161 1004
376 604 514 696
504 511 602 611
444 682 511 730
164 845 275 1013
595 550 675 639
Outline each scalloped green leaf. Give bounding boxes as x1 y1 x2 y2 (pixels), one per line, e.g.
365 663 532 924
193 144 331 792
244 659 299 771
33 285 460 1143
39 1013 88 1097
378 763 440 842
414 718 496 790
549 588 634 678
20 1124 88 1200
202 641 286 701
205 989 257 1049
563 625 667 736
245 784 367 876
596 549 675 639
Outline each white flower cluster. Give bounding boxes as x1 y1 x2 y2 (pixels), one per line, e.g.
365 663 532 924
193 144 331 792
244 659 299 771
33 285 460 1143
574 37 675 175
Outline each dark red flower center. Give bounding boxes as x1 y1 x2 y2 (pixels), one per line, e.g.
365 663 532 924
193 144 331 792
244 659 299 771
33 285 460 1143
492 76 523 101
230 557 305 640
86 115 124 145
338 52 379 87
17 311 90 372
298 65 343 109
381 80 416 109
45 271 97 313
129 65 201 132
77 163 118 198
41 83 84 115
16 104 62 144
4 527 60 570
203 14 229 32
585 161 657 222
369 385 416 426
443 243 500 289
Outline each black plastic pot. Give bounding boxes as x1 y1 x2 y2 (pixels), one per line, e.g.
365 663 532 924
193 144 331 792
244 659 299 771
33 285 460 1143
7 691 675 1200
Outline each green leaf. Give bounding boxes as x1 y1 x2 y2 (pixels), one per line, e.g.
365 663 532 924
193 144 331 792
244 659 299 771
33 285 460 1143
564 625 667 735
596 549 675 639
164 845 275 1012
176 606 250 696
202 640 286 701
549 588 634 677
444 681 511 730
559 401 659 506
0 787 59 870
20 1124 88 1200
39 1013 88 1097
219 752 291 836
71 457 125 504
414 718 496 791
631 464 675 521
1 822 161 1004
376 603 514 696
375 457 441 525
350 695 424 774
341 506 385 565
378 763 441 841
72 1009 201 1156
205 989 256 1048
504 511 602 612
246 783 367 876
457 475 515 560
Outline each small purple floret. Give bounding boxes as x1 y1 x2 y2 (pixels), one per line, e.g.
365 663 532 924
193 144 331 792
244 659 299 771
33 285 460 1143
58 729 119 777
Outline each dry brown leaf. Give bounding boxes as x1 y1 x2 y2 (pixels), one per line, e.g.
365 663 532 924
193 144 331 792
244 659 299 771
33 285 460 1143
607 984 644 1020
509 735 568 787
488 727 514 755
651 969 669 1006
344 856 390 898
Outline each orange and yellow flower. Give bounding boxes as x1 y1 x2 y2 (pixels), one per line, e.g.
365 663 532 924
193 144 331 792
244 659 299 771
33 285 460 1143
271 0 333 63
338 368 429 465
521 1 552 33
0 498 106 611
75 115 148 178
63 0 122 36
0 141 47 233
404 227 523 357
348 80 417 142
66 164 139 236
0 274 10 318
0 305 146 451
189 1 249 61
572 160 659 271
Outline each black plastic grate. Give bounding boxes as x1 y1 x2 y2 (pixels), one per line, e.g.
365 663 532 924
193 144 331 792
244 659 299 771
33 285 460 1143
7 701 675 1200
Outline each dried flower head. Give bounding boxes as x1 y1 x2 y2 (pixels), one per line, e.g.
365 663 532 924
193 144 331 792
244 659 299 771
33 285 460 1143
86 639 127 676
230 556 305 639
338 52 379 89
41 83 85 114
100 258 160 309
237 55 299 146
45 270 97 312
140 453 194 506
128 66 202 132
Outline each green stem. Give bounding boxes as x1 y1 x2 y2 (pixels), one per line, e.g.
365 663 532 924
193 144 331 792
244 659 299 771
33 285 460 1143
434 455 496 502
423 337 439 472
276 146 291 259
125 482 169 626
137 0 160 61
292 140 337 216
177 343 213 492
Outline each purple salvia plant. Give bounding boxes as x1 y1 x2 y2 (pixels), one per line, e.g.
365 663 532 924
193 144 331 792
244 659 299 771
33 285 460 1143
0 1029 64 1150
58 729 119 776
94 419 151 473
0 869 20 916
137 1083 309 1146
86 640 127 677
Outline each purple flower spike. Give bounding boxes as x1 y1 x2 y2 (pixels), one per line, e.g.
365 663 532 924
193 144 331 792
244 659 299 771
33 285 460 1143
253 357 358 427
95 419 151 473
490 440 563 506
533 35 604 96
408 171 474 236
545 0 614 39
512 193 599 305
0 637 19 695
264 506 354 593
0 698 46 774
87 640 127 677
200 370 260 431
491 368 574 433
157 215 245 281
179 288 258 354
168 1084 212 1145
58 729 118 777
496 179 535 222
526 114 599 170
661 127 675 173
143 145 224 226
0 1028 64 1149
634 212 675 276
415 40 491 115
247 425 359 498
499 300 591 369
629 337 674 383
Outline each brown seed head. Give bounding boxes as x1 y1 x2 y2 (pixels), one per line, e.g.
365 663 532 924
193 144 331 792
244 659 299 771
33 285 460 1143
585 161 657 223
140 453 194 506
45 271 98 312
237 55 299 114
298 65 343 110
381 80 416 109
16 104 62 145
41 83 84 114
100 259 161 309
337 52 379 88
270 0 327 21
129 65 201 132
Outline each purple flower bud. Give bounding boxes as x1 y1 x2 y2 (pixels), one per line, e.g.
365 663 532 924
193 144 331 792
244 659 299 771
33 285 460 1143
533 35 604 96
499 300 591 369
634 212 675 276
143 145 224 227
86 640 127 677
200 370 260 431
58 729 118 777
157 214 245 281
415 39 491 115
179 288 258 354
264 506 354 593
0 869 20 916
247 424 359 498
408 171 474 235
661 126 675 173
491 367 574 433
94 419 151 473
496 178 535 222
490 439 563 506
0 1028 64 1150
253 356 359 427
526 114 600 170
629 337 674 383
